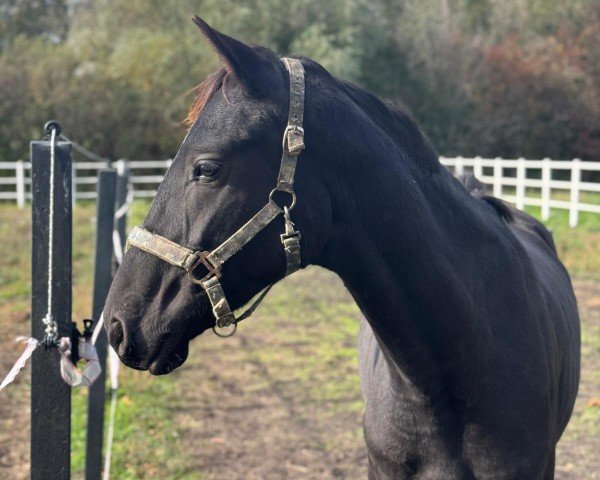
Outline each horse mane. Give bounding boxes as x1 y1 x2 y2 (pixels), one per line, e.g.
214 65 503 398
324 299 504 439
456 172 558 252
333 76 441 172
186 57 440 175
185 68 229 128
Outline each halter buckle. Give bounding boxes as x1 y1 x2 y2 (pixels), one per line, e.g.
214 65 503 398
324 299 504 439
188 252 221 284
283 125 305 156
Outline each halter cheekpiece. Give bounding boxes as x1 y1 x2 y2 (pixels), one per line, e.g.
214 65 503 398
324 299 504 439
126 57 306 336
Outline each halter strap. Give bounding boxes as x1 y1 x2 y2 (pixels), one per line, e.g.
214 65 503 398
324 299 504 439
127 226 199 270
207 198 283 269
126 57 306 335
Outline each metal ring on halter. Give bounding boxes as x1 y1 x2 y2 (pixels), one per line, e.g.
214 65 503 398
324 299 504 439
269 188 297 210
212 322 237 337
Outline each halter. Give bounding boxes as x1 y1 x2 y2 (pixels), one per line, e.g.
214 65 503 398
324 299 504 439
126 57 305 337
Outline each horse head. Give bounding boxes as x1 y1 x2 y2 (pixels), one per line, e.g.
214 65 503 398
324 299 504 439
103 17 334 374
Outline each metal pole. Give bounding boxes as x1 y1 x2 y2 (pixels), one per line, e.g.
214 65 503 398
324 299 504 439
85 169 117 480
30 137 72 480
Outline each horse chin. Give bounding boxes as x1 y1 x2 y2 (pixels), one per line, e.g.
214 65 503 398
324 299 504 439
148 342 190 376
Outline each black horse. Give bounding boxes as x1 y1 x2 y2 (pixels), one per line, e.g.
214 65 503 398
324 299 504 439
104 17 580 479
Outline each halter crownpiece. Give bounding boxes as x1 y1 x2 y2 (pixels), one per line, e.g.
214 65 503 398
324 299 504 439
126 57 306 336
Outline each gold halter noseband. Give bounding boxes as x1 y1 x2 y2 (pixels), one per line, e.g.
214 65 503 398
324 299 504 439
126 57 305 337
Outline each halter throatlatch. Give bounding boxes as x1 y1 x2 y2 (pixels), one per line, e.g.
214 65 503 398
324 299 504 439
126 57 305 336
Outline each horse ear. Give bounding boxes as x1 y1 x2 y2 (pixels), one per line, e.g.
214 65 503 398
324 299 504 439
192 15 276 95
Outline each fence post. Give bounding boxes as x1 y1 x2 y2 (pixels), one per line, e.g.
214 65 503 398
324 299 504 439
473 156 483 180
516 157 526 210
72 162 77 207
16 160 25 209
493 157 502 198
541 158 551 221
85 169 117 480
569 158 581 228
30 136 72 480
455 156 464 176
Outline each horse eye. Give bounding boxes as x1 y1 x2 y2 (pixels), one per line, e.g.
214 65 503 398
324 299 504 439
193 160 220 181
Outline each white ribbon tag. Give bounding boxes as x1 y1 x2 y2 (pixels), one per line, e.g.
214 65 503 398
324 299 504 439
58 336 102 387
0 337 39 390
112 229 124 265
92 312 120 389
108 345 120 390
92 312 105 345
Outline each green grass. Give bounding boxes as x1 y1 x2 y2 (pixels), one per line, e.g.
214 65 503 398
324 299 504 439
524 207 600 277
71 375 199 479
0 202 201 479
69 201 199 479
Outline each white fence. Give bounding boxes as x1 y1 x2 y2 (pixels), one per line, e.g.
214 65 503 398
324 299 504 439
1 157 599 227
440 156 600 227
0 158 172 204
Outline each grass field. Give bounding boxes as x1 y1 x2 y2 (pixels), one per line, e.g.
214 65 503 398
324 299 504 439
0 200 598 479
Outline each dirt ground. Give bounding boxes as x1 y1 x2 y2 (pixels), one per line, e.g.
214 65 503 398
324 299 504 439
166 272 600 480
1 269 599 479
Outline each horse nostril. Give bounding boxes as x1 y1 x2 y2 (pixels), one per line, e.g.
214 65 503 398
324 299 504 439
108 317 126 354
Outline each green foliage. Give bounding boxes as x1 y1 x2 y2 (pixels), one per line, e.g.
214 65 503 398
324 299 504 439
0 0 69 48
0 0 598 162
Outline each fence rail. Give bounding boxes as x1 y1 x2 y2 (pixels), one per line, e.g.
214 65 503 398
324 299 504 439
440 156 600 227
1 157 599 227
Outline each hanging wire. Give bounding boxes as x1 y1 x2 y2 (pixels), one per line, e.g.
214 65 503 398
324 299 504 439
41 127 58 347
59 133 112 164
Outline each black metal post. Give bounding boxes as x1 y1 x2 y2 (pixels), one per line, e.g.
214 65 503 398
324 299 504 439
85 169 117 480
30 138 72 480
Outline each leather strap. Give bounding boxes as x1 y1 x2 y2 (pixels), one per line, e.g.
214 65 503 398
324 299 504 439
206 199 283 269
277 58 305 194
282 57 305 157
127 226 199 271
202 277 236 328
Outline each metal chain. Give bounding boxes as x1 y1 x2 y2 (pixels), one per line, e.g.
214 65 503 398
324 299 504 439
42 127 58 347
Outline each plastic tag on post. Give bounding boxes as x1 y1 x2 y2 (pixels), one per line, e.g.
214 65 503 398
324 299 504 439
0 337 39 390
58 336 101 387
108 346 120 390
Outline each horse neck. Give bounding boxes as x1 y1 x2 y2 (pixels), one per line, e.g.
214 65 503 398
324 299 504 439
315 119 518 396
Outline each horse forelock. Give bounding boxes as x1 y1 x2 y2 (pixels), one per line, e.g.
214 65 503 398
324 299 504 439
185 68 230 128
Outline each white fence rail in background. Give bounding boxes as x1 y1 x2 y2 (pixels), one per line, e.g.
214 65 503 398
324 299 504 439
440 156 600 227
0 159 173 206
1 157 599 227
